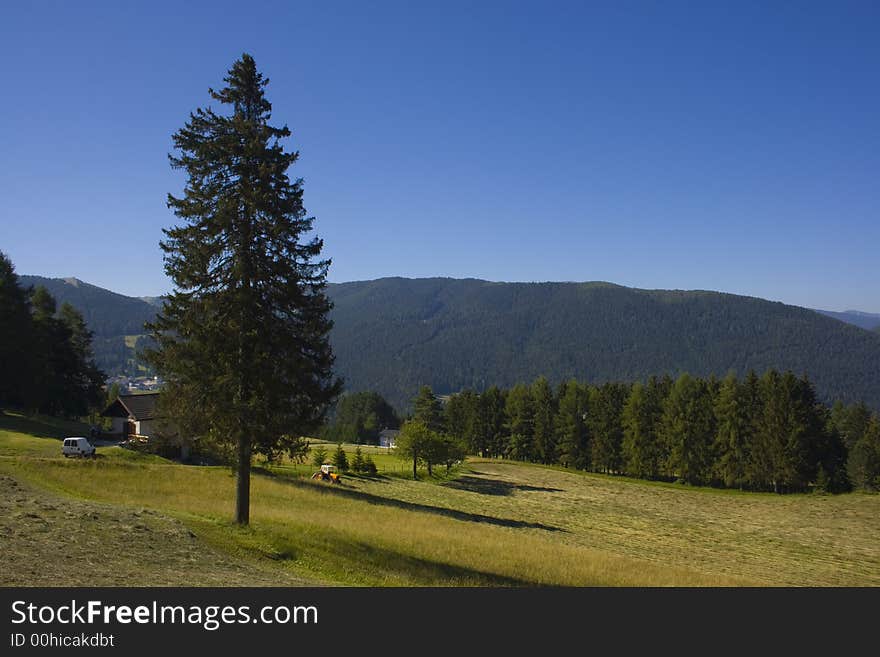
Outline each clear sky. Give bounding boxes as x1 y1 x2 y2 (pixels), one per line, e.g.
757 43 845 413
1 1 878 311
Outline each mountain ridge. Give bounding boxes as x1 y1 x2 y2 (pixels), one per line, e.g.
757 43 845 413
18 274 880 410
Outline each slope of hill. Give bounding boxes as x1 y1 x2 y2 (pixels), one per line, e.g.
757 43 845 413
19 275 157 377
328 278 880 410
17 275 880 410
815 308 880 331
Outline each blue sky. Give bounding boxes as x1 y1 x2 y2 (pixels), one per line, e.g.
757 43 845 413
1 1 878 311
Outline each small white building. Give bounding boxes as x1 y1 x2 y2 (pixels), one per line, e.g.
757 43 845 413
378 428 400 448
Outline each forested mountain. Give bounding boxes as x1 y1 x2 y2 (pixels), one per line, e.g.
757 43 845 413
17 275 880 411
18 276 157 376
816 309 880 331
328 278 880 411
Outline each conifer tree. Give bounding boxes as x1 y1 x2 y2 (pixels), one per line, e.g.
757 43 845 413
556 380 589 469
621 380 664 479
660 374 714 484
505 383 535 460
847 414 880 490
0 252 33 408
332 443 349 472
588 383 628 474
413 385 444 433
146 54 341 524
531 376 556 464
311 445 328 468
352 445 366 473
713 373 751 488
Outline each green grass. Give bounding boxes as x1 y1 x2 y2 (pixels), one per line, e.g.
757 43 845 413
2 411 878 587
262 439 429 479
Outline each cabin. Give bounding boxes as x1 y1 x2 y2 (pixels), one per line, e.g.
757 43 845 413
101 392 160 440
378 428 400 448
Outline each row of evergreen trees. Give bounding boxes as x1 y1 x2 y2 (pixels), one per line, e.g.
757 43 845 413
0 252 105 417
410 371 879 493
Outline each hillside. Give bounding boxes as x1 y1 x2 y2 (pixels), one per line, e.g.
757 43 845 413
328 278 880 410
18 275 880 410
19 275 157 377
816 309 880 331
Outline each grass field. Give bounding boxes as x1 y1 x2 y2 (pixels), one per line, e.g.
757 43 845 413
2 411 878 587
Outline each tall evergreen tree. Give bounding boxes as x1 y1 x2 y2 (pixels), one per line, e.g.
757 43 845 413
621 380 664 479
660 374 714 485
847 414 880 491
556 380 589 469
505 383 535 460
412 385 444 433
146 54 341 525
0 252 33 408
478 386 507 458
531 376 556 464
445 389 480 454
57 302 105 416
588 382 628 474
712 373 751 488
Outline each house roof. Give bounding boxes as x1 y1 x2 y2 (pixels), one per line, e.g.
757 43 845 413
101 393 160 421
379 429 400 437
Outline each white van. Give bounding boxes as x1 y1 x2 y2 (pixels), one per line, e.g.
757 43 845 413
62 437 96 458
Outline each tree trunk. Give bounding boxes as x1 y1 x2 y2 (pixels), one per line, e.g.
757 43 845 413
427 461 433 477
235 433 251 524
412 451 418 480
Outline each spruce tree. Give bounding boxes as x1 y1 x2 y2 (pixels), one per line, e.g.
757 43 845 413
413 385 444 433
660 374 714 485
311 445 328 468
531 376 556 464
713 373 751 488
352 445 366 473
332 443 349 472
505 383 535 460
0 252 33 408
847 415 880 490
556 380 588 469
621 380 664 479
588 383 628 474
146 54 341 524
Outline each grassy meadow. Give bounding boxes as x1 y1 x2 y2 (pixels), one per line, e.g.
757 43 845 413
2 411 878 587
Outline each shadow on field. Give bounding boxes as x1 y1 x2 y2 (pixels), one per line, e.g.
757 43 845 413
0 412 65 440
263 472 566 533
334 538 536 586
442 475 563 496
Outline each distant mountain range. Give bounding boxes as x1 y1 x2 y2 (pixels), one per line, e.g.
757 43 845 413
19 275 880 410
814 309 880 332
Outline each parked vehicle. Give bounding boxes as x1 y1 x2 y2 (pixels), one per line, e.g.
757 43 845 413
62 437 96 458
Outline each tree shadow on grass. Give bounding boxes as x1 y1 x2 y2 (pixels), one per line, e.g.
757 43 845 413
326 538 537 586
442 475 563 496
251 528 537 586
0 412 66 440
258 470 566 534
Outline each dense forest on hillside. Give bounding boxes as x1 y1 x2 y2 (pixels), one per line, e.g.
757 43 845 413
1 256 104 416
328 278 880 411
816 309 880 331
19 276 157 376
398 375 880 494
18 275 880 411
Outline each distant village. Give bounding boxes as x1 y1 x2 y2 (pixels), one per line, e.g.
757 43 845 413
107 375 163 394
